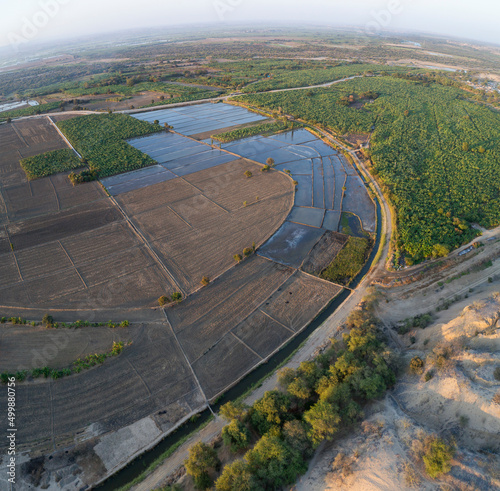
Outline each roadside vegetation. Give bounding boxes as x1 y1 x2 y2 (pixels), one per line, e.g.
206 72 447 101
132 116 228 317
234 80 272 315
183 297 395 490
57 113 160 177
20 148 81 180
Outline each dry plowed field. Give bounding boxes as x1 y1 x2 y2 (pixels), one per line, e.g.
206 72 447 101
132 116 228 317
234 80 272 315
301 231 350 275
0 117 105 223
0 324 204 452
0 112 346 473
117 159 294 294
167 256 341 399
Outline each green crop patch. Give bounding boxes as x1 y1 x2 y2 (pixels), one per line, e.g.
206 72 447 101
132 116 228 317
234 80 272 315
20 148 81 180
320 236 371 286
212 121 301 142
57 113 161 178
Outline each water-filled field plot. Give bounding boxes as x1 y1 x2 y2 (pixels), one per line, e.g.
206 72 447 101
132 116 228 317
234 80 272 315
131 102 267 136
202 125 376 267
104 132 235 195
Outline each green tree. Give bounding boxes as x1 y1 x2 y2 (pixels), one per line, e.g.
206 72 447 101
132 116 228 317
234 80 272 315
266 157 275 167
158 295 170 306
250 390 291 435
42 313 54 326
185 442 219 490
245 434 307 489
244 170 252 178
222 419 251 452
304 400 341 446
220 401 247 421
215 460 254 491
431 243 450 258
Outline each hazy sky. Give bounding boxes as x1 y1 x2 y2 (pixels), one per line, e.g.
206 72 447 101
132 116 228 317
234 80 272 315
0 0 499 49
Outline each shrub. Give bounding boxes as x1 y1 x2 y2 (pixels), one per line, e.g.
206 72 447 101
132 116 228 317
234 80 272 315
120 320 129 327
243 247 253 257
42 314 54 327
266 157 275 167
494 366 500 382
409 356 425 375
171 292 182 302
493 391 500 405
233 254 242 263
422 437 455 478
424 370 434 382
244 170 252 178
158 295 170 306
261 165 270 172
201 276 210 286
222 419 251 452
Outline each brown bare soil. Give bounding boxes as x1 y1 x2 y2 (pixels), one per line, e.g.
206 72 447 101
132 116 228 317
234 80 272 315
117 159 294 293
301 231 349 275
0 324 137 372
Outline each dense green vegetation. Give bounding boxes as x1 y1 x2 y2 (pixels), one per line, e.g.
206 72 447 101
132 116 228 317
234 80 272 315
212 121 299 142
240 75 500 260
20 148 81 180
241 63 415 93
185 300 395 490
57 114 160 177
321 237 371 285
0 101 61 122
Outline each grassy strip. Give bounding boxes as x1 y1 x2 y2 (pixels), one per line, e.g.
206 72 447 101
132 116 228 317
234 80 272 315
115 416 214 491
0 101 61 122
20 148 81 180
0 341 128 383
321 236 371 286
57 113 160 178
211 121 301 142
0 316 129 329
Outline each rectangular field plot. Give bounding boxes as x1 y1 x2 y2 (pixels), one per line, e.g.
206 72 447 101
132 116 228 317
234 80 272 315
117 161 294 293
132 103 266 136
7 325 203 448
342 175 376 233
167 256 294 363
6 200 123 251
192 332 261 400
301 231 349 275
288 206 325 228
101 165 176 196
258 221 324 269
322 210 341 231
260 271 342 331
232 309 293 359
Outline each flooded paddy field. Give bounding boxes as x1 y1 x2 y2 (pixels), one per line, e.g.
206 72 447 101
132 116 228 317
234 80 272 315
131 102 267 136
